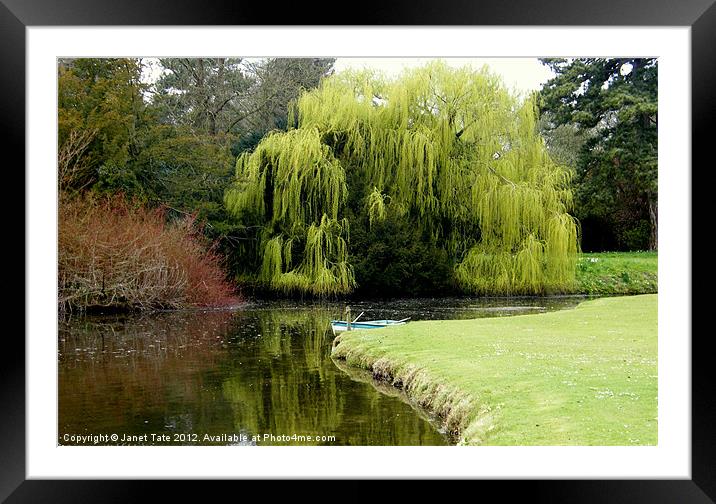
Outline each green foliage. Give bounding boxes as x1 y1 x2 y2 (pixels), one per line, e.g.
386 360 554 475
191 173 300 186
133 125 235 214
256 215 355 296
539 58 658 251
366 187 388 228
58 58 147 193
227 62 579 296
350 210 456 297
94 160 146 197
538 115 586 169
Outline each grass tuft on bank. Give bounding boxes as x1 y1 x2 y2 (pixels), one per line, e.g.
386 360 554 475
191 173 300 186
332 294 657 445
576 251 657 295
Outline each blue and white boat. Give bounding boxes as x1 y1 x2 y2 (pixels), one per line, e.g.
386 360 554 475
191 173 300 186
330 312 410 335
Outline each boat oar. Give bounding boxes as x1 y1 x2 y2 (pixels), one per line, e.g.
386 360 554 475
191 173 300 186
353 311 365 323
395 317 411 323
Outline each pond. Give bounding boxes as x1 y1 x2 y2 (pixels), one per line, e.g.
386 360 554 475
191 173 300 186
58 296 585 446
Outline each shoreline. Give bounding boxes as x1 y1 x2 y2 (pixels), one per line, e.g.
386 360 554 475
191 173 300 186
331 334 485 445
330 356 455 445
331 295 658 446
332 346 476 446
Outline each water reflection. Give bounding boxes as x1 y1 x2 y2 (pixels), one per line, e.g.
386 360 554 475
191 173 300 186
59 296 584 446
59 312 237 441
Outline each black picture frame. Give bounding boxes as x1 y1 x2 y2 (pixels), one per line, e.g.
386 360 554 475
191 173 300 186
4 0 711 500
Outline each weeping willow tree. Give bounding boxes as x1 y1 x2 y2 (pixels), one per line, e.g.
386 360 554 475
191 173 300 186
226 61 579 296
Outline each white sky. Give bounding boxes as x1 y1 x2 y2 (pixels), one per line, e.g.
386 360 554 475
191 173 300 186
142 57 554 97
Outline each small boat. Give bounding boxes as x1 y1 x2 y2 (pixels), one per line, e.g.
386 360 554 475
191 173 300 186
330 311 410 335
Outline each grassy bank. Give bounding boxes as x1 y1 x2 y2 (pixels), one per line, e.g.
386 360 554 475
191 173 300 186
332 295 657 445
576 251 657 295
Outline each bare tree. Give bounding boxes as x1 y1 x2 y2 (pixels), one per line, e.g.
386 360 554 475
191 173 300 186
58 127 98 192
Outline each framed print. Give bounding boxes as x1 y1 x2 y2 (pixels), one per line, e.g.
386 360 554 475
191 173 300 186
5 0 712 500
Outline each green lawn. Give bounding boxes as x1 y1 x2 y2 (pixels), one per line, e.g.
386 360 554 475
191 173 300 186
576 251 657 295
332 294 657 446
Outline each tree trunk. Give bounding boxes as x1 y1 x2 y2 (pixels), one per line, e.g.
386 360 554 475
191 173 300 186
648 198 658 250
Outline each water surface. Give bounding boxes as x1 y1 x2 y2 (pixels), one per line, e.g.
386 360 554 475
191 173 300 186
59 296 584 446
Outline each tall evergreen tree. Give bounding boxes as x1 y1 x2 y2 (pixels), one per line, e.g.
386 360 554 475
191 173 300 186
58 58 148 194
539 58 658 250
234 58 336 150
152 58 252 136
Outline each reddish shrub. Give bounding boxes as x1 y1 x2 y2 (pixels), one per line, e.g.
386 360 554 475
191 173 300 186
59 193 238 312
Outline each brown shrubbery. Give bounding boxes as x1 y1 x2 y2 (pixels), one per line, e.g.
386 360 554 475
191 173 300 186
59 194 238 312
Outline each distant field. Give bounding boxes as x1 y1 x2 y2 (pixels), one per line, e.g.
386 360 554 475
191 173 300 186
576 251 657 295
